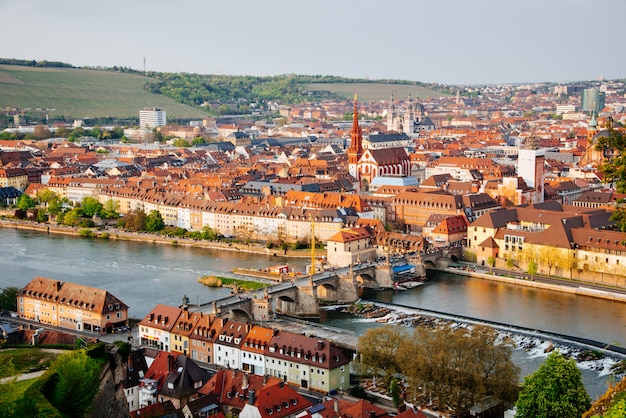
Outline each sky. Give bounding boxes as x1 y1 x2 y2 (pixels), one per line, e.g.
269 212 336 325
2 0 625 86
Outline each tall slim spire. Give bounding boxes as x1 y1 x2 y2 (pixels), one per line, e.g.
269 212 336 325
349 94 362 154
347 94 363 183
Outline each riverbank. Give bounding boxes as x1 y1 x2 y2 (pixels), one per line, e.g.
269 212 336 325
0 218 320 259
441 265 626 303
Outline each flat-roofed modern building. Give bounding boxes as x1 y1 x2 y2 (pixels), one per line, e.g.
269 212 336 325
139 107 167 129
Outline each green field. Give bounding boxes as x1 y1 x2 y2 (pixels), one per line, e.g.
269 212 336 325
0 65 209 120
304 82 449 102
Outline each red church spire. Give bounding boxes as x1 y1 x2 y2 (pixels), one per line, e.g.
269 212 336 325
349 94 363 154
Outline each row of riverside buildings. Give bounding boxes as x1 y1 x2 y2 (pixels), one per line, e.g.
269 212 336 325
16 277 360 416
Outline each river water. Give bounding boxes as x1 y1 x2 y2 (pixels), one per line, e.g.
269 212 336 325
1 227 624 399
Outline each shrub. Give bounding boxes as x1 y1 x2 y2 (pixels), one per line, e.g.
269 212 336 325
79 229 95 237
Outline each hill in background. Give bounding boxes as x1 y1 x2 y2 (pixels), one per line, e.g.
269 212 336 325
0 65 209 121
0 63 449 121
304 82 445 102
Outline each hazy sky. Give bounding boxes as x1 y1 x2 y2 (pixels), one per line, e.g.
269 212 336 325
2 0 624 85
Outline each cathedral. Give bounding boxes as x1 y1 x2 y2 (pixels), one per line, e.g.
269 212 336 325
348 97 411 191
386 94 435 136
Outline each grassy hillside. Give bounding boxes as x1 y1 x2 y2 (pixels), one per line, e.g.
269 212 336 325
304 82 449 102
0 64 449 121
0 65 209 120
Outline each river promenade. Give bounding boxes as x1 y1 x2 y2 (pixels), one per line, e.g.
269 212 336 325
0 218 317 259
3 217 625 304
447 264 626 302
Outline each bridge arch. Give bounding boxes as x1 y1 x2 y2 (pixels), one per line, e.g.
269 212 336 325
278 295 296 303
355 273 377 287
230 308 251 321
316 282 337 300
422 259 437 269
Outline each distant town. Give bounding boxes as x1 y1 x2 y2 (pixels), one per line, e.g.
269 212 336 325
1 81 625 286
2 78 626 417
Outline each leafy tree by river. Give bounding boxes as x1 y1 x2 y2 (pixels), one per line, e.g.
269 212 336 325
515 351 591 418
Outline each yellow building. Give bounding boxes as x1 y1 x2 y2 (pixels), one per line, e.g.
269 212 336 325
18 277 129 334
0 168 29 191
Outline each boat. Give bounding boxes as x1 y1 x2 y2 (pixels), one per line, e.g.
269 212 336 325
401 281 423 289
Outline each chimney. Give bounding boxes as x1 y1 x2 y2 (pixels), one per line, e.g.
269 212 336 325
242 373 249 390
263 375 269 385
56 281 62 292
334 398 339 414
248 389 255 405
168 354 174 372
279 381 284 388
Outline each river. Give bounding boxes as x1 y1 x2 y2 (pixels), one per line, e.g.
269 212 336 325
1 227 624 399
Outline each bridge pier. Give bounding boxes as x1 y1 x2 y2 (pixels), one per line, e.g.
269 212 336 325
274 284 320 318
316 274 359 304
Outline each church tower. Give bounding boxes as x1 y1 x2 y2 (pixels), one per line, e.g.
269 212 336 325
403 94 415 134
348 95 363 181
386 93 398 132
584 112 599 165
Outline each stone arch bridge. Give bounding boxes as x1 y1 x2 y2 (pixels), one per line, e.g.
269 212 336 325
196 247 461 321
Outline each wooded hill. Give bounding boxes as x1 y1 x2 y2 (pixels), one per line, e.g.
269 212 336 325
0 59 449 123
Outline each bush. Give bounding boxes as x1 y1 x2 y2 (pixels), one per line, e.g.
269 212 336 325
79 229 95 238
13 209 27 220
349 385 368 399
79 219 94 228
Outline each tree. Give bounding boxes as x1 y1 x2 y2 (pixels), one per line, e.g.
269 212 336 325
515 351 591 418
120 208 147 231
101 199 119 219
62 208 82 226
0 286 18 312
172 138 191 147
356 325 408 387
401 325 519 416
487 256 496 271
51 350 102 417
80 196 103 218
16 194 36 211
596 126 626 230
33 125 51 140
145 210 165 232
